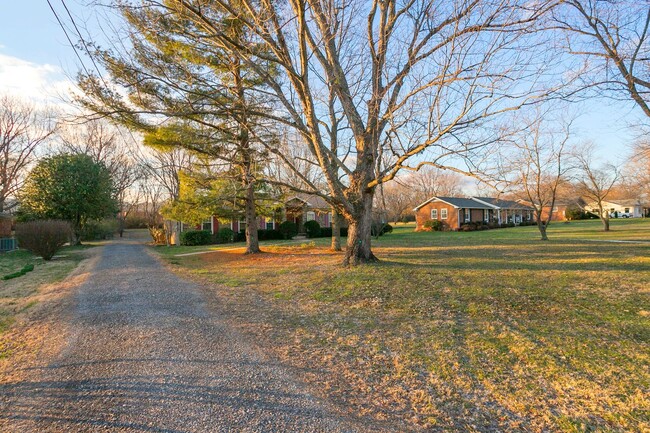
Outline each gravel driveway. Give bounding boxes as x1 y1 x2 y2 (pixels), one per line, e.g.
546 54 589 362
0 240 362 432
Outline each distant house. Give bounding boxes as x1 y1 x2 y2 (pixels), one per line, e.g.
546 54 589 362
284 193 334 232
584 198 648 218
519 198 586 221
414 196 534 231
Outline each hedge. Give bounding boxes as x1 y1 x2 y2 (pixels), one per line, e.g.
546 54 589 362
180 230 212 246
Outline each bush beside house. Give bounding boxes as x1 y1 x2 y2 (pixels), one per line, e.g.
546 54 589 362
180 230 212 246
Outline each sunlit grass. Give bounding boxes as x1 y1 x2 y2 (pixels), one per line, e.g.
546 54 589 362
159 219 650 432
0 246 87 338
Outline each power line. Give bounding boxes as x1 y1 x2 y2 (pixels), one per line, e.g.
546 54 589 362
46 0 93 78
47 0 144 151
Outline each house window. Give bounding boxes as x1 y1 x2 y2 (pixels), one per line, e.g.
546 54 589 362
239 220 246 233
484 209 490 222
464 208 470 222
266 221 275 230
441 208 448 219
201 219 212 232
431 209 438 219
306 211 316 221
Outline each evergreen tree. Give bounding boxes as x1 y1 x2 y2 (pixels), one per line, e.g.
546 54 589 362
19 154 117 244
78 4 274 254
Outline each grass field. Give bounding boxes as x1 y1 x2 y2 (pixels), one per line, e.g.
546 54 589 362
0 246 88 345
157 219 650 432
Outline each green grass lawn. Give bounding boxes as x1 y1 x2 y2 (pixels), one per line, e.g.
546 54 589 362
158 219 650 432
0 246 88 340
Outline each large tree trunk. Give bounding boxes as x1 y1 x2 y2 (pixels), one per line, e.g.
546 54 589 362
330 206 341 251
343 190 377 265
244 180 261 254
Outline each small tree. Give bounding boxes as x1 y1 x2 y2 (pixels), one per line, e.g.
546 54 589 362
574 144 619 231
503 110 572 240
19 154 118 243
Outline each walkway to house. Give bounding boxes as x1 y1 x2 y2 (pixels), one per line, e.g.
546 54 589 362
0 238 365 433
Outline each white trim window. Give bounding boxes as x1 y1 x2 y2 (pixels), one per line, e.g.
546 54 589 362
484 209 490 222
464 208 471 222
441 208 448 220
306 211 316 221
430 209 438 219
201 219 213 233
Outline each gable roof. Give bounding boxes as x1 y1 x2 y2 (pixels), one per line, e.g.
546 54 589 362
413 196 494 211
472 197 533 210
285 193 331 210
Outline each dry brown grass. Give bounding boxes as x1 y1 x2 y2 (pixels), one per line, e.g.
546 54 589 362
0 247 93 364
160 222 650 432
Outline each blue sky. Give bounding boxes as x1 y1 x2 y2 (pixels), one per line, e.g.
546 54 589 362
0 1 643 164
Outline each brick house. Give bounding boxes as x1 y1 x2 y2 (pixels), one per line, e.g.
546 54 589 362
175 193 334 238
284 194 335 233
471 197 535 224
414 196 534 231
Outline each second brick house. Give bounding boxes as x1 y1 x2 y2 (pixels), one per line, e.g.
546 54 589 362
414 196 534 231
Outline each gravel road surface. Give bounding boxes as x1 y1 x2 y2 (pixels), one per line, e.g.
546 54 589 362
0 240 363 432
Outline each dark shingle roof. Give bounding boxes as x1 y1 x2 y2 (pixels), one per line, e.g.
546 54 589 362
285 193 331 210
472 197 532 210
431 197 494 209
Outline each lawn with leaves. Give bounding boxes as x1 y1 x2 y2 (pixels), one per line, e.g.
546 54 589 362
159 219 650 432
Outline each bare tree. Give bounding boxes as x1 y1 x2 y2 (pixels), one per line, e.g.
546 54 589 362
79 0 558 264
381 167 466 223
574 143 620 231
411 168 466 204
553 1 650 118
380 181 416 224
504 110 572 240
58 119 141 235
0 95 56 212
624 140 650 200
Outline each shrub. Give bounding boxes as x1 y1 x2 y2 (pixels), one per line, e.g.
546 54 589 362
149 226 167 245
507 222 516 227
257 229 284 240
278 221 298 239
423 219 447 231
460 223 475 232
15 220 71 260
371 223 393 236
235 231 246 242
304 220 321 238
80 218 118 241
217 227 235 243
3 263 35 280
180 230 212 246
